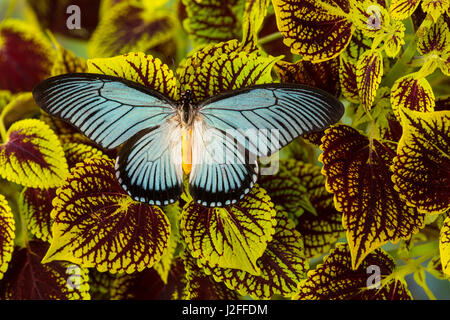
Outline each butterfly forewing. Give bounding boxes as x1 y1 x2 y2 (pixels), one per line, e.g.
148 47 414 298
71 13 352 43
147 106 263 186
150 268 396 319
32 73 177 149
198 84 344 157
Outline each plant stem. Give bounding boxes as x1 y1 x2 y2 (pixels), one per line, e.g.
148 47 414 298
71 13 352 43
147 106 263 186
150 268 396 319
258 32 283 45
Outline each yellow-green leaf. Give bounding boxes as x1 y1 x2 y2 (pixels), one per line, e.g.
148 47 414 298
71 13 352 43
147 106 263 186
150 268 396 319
0 194 14 280
339 54 360 103
352 0 390 38
20 187 55 243
179 47 280 102
199 211 308 299
0 240 90 300
384 20 406 57
392 109 450 214
390 73 435 119
283 160 345 258
439 216 450 276
389 0 421 20
182 250 239 300
51 43 87 76
320 124 425 269
0 119 69 188
422 0 449 22
180 185 276 275
0 19 54 92
272 0 355 62
88 52 178 100
294 243 412 299
241 0 270 51
356 50 383 111
181 0 245 46
275 58 341 96
153 203 181 284
42 157 171 274
417 16 450 76
88 2 177 62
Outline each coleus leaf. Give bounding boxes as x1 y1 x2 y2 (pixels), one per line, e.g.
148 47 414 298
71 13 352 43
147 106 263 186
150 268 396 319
88 2 177 62
51 43 87 76
153 203 181 284
392 109 450 214
281 160 345 258
272 0 355 62
241 0 270 51
344 29 373 62
20 187 55 243
199 210 308 299
42 157 171 273
427 254 449 280
1 92 39 129
180 185 276 275
439 215 450 277
294 243 412 299
389 0 421 20
88 52 178 99
352 0 390 38
182 250 239 300
0 119 69 188
110 258 187 299
421 0 449 22
62 142 105 169
356 50 383 111
0 240 90 300
0 194 14 280
258 166 315 218
320 124 425 269
339 54 360 103
26 0 100 40
384 20 406 58
390 73 435 119
0 19 54 93
178 46 280 101
275 58 341 96
417 16 450 76
181 0 245 46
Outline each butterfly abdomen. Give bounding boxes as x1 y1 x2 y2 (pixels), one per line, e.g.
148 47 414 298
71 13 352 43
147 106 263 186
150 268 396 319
181 128 193 174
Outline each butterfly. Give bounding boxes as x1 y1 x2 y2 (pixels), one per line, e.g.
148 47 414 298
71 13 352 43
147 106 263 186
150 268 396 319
33 73 344 207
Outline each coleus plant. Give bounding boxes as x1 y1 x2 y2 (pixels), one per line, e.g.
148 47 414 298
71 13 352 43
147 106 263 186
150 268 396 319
0 0 448 300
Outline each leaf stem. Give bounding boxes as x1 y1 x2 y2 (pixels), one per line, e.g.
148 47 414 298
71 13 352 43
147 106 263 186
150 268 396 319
258 32 283 45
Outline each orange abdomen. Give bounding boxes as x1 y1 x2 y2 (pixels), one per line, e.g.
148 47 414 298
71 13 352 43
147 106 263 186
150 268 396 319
181 128 192 174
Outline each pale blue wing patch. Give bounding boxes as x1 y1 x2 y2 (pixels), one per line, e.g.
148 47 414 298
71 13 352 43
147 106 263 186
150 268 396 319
198 84 344 157
33 73 177 149
115 119 183 206
189 120 258 207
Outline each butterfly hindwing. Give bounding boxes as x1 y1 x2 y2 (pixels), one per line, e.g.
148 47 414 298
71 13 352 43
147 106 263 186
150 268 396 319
32 73 177 149
198 84 344 157
189 120 258 207
116 120 183 206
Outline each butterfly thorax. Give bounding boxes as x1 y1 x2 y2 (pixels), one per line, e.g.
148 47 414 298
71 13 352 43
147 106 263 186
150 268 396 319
179 89 196 127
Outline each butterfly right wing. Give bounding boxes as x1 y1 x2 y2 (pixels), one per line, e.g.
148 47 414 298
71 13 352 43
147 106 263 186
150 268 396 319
115 119 183 206
32 73 177 149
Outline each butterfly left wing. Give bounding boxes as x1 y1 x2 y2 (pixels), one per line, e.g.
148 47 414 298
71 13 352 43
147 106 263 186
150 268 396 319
189 120 258 207
115 119 183 206
33 73 177 149
197 84 344 157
